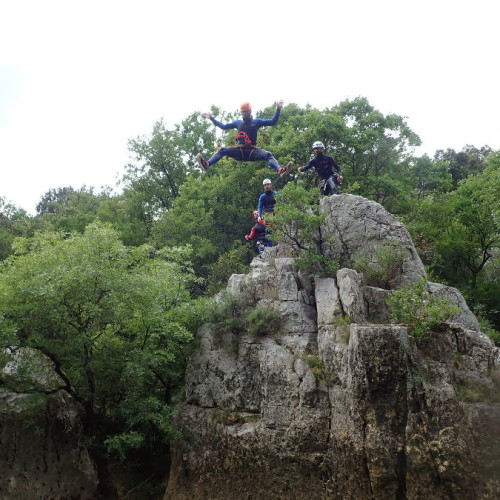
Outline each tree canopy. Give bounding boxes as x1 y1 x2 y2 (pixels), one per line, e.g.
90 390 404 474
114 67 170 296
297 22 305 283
0 223 202 494
0 98 498 495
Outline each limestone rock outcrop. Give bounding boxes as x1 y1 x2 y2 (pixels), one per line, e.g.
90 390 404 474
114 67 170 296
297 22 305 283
320 194 426 288
0 349 98 500
166 194 500 500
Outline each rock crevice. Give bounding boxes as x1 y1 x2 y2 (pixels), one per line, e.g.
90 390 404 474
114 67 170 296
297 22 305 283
167 194 499 500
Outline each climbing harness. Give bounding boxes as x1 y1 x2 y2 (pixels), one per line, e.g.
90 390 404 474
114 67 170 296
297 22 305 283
234 131 255 161
235 131 253 145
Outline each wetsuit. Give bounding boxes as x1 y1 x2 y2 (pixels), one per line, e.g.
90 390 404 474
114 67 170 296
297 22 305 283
302 152 343 195
206 108 282 170
257 190 277 218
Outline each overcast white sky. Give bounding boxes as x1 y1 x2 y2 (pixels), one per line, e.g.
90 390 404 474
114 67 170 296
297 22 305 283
1 0 499 213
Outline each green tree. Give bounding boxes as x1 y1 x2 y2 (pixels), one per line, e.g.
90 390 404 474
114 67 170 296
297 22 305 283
120 113 219 230
452 162 499 288
406 152 500 328
263 98 421 213
0 197 31 260
450 153 500 327
151 161 270 292
33 185 164 247
0 223 197 497
434 145 492 189
333 97 421 178
407 155 453 198
35 185 112 234
255 99 421 198
270 183 339 276
94 193 153 247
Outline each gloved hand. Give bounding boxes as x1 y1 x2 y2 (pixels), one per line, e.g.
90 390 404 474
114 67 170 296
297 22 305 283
298 166 304 172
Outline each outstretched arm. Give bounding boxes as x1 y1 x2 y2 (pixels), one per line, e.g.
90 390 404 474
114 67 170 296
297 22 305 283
256 105 282 127
201 112 239 130
298 159 314 173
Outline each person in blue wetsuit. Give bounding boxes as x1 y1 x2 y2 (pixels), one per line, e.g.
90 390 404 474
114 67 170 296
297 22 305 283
257 178 277 222
297 141 343 195
196 101 292 174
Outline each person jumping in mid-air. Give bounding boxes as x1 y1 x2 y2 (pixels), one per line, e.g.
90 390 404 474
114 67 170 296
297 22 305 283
196 101 293 175
297 141 343 195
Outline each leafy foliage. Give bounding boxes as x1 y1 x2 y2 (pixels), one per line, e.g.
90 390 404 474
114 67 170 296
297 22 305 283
245 306 281 338
206 291 252 335
205 243 255 296
270 183 339 276
387 279 461 338
352 243 406 289
406 152 500 328
434 145 491 189
0 223 198 465
269 182 323 252
206 288 281 339
122 118 197 214
0 197 31 261
150 161 271 291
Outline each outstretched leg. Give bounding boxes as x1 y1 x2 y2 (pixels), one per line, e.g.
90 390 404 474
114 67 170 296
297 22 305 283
279 161 294 176
249 147 287 172
197 147 242 170
197 146 293 175
196 153 209 170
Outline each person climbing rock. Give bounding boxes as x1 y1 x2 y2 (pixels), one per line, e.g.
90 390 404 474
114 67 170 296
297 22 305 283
245 210 272 256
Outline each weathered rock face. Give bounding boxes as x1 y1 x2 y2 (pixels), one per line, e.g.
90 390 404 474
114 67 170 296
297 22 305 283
0 350 98 500
0 393 98 500
320 194 426 289
166 195 500 500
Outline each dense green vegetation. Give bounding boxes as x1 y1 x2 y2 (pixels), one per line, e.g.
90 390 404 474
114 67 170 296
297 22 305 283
0 224 207 496
0 98 498 495
387 278 461 338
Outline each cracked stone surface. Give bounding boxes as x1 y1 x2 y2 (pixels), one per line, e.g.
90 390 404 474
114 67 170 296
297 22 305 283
320 194 426 289
0 350 98 500
166 195 500 500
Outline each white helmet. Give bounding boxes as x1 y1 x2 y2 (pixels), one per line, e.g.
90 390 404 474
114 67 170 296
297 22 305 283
263 178 272 185
312 141 325 149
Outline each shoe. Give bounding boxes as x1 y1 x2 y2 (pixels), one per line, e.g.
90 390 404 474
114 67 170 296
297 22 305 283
196 153 209 170
279 161 293 176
